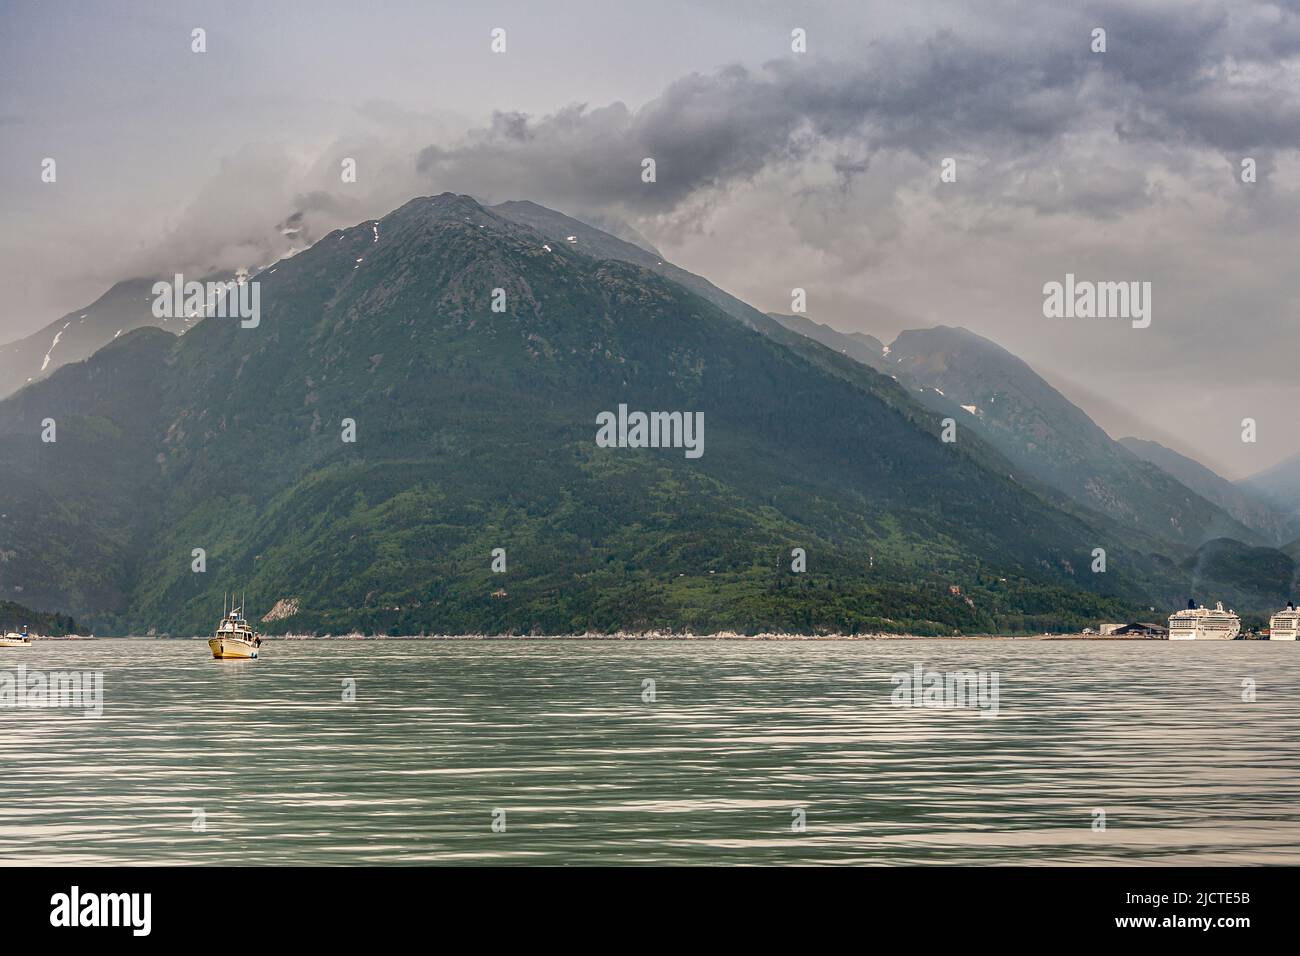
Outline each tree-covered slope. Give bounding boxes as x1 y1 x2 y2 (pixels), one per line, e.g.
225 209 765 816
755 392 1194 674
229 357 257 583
1180 537 1297 619
0 195 1226 634
0 599 80 636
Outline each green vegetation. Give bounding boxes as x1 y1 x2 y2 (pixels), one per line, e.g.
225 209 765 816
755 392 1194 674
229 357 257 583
1180 538 1296 611
0 195 1286 635
0 600 79 636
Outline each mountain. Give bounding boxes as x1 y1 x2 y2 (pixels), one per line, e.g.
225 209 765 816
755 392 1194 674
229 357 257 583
1180 538 1297 616
0 327 176 618
888 327 1265 548
0 599 80 636
490 201 663 259
486 206 1020 463
767 313 888 371
490 203 1001 448
1 194 1194 636
1242 452 1300 518
770 320 1261 550
0 279 201 399
1120 437 1296 543
491 200 777 331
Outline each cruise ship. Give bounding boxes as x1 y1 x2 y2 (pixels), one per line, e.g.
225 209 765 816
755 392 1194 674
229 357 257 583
1269 601 1300 641
1168 600 1241 640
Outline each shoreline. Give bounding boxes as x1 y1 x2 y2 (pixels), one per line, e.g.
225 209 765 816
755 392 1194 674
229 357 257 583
35 632 1177 642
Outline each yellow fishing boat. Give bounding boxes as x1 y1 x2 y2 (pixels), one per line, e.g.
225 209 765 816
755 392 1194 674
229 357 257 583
208 594 262 660
1 628 33 647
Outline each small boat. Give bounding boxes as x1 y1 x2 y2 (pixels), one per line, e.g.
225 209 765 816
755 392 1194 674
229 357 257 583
0 627 33 647
208 594 263 660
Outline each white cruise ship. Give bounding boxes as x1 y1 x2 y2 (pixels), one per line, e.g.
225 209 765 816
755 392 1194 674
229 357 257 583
1168 600 1241 640
1269 602 1300 641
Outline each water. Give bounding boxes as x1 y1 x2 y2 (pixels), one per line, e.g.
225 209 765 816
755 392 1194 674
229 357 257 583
2 638 1299 865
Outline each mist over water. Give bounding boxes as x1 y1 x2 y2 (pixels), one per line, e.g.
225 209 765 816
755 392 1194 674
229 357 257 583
3 639 1299 865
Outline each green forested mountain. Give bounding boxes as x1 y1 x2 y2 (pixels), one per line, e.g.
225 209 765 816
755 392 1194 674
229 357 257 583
0 195 1261 635
0 600 79 636
1179 538 1296 612
491 206 1265 557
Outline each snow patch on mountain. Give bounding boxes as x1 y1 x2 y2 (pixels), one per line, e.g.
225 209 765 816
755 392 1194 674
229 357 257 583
40 323 70 372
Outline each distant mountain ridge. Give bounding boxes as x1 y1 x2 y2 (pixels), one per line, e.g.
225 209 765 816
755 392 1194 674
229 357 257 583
0 203 330 399
1120 437 1297 544
883 325 1261 549
0 279 197 399
1241 452 1300 521
766 315 1300 607
768 313 888 371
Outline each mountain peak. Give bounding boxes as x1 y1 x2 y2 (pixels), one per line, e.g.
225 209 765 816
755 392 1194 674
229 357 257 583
891 325 1016 362
381 193 499 231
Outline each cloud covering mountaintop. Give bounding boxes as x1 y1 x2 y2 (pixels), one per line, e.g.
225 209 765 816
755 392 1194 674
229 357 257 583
2 0 1298 475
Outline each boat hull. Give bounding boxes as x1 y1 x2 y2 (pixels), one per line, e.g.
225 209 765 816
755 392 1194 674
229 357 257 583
209 637 259 659
0 638 32 647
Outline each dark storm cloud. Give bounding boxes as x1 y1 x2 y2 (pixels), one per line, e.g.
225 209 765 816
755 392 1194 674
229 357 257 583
412 2 1300 218
1100 2 1300 150
414 49 1089 213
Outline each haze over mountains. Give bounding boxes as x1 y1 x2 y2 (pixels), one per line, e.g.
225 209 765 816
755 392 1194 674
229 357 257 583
0 196 1295 635
884 326 1267 547
1119 438 1300 545
769 314 1298 546
0 280 197 397
1240 453 1300 531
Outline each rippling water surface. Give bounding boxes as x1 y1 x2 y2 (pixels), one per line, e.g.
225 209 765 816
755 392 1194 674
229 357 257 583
2 639 1299 865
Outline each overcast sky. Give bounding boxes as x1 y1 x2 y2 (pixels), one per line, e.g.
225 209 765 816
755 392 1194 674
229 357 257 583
2 0 1298 478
